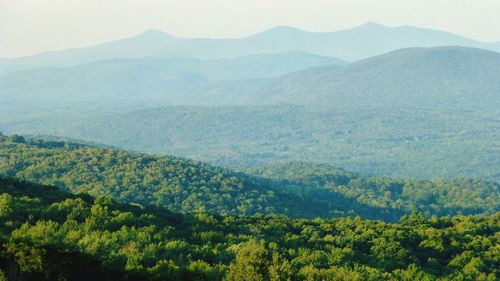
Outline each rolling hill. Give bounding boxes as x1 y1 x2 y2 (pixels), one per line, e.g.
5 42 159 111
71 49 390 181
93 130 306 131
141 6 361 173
7 105 498 182
0 135 339 219
0 135 498 221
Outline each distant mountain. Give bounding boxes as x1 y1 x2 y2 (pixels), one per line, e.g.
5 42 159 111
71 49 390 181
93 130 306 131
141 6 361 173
230 46 500 114
242 22 500 61
3 47 500 181
1 22 499 74
2 46 499 114
0 51 341 114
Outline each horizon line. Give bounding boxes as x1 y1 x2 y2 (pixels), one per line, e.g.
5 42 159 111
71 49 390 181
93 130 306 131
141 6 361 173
2 21 498 60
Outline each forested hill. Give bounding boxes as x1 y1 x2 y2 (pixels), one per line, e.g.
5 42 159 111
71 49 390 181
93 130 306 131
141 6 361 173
0 134 499 221
0 134 339 219
247 162 500 218
15 105 498 182
0 177 498 281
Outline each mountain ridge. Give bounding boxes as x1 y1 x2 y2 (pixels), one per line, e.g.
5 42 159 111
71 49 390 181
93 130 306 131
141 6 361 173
2 22 500 74
3 46 498 112
229 46 500 113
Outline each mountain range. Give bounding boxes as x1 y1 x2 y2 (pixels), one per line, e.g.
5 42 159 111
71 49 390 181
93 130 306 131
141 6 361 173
2 46 500 114
1 16 500 281
2 46 499 181
1 22 500 75
230 46 500 113
0 51 342 115
1 23 500 183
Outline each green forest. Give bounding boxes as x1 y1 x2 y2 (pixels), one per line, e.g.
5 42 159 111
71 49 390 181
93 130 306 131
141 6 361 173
0 135 337 219
249 162 500 219
8 105 499 183
0 135 498 222
1 14 499 281
0 178 498 281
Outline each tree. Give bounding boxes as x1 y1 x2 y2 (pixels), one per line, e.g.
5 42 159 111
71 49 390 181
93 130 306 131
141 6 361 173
7 134 25 143
225 240 270 281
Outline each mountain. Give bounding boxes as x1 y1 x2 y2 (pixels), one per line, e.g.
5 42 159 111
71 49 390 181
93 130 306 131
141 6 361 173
243 22 500 61
1 177 498 280
2 47 500 181
229 47 500 114
2 46 499 114
0 51 342 115
0 29 179 74
1 22 499 74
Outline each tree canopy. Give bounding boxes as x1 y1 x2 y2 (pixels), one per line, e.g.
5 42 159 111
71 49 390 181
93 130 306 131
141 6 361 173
0 178 498 280
1 136 498 222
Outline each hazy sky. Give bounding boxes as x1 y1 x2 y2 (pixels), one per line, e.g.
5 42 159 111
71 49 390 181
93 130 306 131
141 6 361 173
1 0 500 58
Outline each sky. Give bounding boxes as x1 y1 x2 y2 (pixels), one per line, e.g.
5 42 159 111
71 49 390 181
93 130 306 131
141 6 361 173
1 0 500 58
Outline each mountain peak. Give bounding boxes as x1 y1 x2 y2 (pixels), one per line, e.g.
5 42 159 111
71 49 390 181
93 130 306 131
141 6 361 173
358 21 387 29
251 25 306 37
270 25 303 32
138 29 175 39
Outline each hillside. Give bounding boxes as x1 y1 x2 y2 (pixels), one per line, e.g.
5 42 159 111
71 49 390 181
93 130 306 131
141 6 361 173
248 162 500 218
6 46 490 183
0 135 337 218
7 105 499 182
0 135 498 221
1 22 499 74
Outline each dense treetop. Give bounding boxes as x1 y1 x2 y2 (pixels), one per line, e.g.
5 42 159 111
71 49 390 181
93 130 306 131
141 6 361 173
0 177 498 281
249 161 500 218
